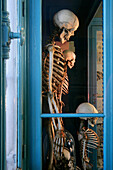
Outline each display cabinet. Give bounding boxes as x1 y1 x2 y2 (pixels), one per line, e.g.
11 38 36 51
27 0 113 169
0 0 113 170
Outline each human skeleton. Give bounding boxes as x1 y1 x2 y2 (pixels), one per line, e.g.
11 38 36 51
42 9 99 170
76 103 100 170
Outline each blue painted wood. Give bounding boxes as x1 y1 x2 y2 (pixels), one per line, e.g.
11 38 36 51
103 0 113 169
17 0 23 168
2 0 7 11
2 61 6 170
17 39 23 168
0 1 3 169
41 113 104 118
28 0 42 169
1 0 7 169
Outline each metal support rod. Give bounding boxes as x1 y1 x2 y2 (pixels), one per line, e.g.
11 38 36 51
9 32 20 39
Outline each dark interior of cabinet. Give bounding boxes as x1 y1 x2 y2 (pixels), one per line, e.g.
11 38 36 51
42 0 102 113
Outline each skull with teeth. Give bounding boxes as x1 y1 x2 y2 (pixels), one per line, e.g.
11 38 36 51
63 50 76 69
53 9 79 44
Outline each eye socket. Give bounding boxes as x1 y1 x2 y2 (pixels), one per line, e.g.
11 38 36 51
64 29 68 34
66 59 74 64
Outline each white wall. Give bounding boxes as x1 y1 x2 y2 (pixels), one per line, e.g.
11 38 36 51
6 0 18 169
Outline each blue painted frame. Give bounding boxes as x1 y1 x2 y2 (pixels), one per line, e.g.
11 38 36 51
0 1 3 169
17 0 23 168
27 0 113 169
103 0 113 169
1 0 7 169
17 0 27 168
27 0 42 169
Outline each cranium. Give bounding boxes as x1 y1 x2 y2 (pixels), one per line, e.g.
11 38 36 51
54 9 79 44
63 50 76 69
76 102 98 127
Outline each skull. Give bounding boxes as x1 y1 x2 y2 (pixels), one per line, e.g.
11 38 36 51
63 50 76 69
54 9 79 44
76 102 98 127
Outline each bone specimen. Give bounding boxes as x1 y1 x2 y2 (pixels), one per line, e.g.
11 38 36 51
76 102 99 127
80 128 100 170
63 50 76 69
53 9 79 44
42 8 100 170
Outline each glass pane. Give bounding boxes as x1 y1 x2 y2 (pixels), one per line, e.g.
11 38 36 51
96 30 103 113
42 1 103 168
88 2 103 113
42 117 103 169
6 1 18 169
97 118 103 169
42 0 103 114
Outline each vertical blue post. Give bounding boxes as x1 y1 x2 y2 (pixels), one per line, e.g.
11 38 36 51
28 0 42 169
103 0 113 169
2 0 8 169
0 1 3 169
17 0 23 168
2 0 7 11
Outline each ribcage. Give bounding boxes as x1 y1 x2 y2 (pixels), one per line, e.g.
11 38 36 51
42 45 68 96
62 74 69 95
80 128 100 167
